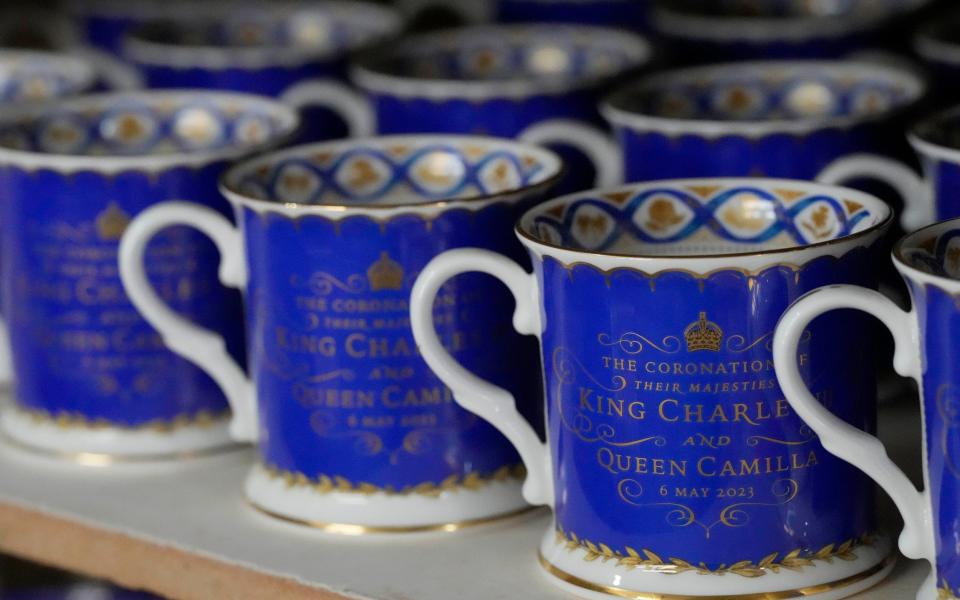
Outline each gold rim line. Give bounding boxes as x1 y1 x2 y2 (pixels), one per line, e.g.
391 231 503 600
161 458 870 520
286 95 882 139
0 430 243 466
247 500 539 535
537 553 895 600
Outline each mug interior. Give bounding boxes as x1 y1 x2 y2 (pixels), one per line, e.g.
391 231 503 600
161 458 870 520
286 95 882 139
0 92 296 157
0 51 94 103
520 179 890 257
126 3 399 59
357 25 649 85
896 219 960 280
223 136 562 207
912 106 960 152
606 61 922 124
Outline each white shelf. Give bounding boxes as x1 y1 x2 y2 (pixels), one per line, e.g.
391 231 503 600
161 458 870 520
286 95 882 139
0 396 930 599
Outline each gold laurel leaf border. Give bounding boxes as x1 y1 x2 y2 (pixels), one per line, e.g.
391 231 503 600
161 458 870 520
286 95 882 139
555 526 875 578
264 462 526 497
17 406 230 432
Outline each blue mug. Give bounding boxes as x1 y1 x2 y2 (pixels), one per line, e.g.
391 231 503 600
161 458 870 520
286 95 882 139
0 90 299 459
495 0 652 30
651 1 931 62
120 2 401 142
118 135 562 531
818 106 960 231
311 24 652 191
774 218 960 600
412 178 894 598
541 59 925 186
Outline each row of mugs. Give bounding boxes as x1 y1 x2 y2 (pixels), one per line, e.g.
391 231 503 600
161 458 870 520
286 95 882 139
0 88 947 599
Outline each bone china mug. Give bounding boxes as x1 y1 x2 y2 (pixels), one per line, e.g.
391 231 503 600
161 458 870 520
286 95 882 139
411 178 894 598
119 135 561 530
533 59 924 186
311 24 652 189
774 217 960 600
0 91 298 458
818 106 960 231
121 2 401 142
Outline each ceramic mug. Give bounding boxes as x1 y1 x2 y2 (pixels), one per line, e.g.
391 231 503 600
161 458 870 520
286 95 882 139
818 106 960 231
121 2 401 142
773 217 960 600
411 178 895 598
304 24 652 191
651 0 930 62
66 0 209 54
914 18 960 107
0 90 298 458
533 59 925 187
119 135 562 530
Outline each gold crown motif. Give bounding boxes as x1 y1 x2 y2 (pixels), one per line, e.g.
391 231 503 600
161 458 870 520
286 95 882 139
366 251 404 291
684 312 723 352
96 202 131 241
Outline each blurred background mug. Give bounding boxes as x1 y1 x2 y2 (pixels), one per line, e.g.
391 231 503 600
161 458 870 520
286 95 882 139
818 106 960 231
120 135 561 530
774 218 960 600
412 178 893 598
0 90 298 458
527 59 925 188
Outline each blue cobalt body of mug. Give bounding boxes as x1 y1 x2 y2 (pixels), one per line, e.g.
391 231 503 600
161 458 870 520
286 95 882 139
66 0 202 53
121 2 401 142
496 0 651 31
0 91 298 458
119 135 562 529
651 1 929 62
601 60 924 185
412 178 895 598
774 218 960 600
349 24 652 192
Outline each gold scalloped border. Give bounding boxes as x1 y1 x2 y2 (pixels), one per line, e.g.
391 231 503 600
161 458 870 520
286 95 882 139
555 527 875 578
940 581 960 600
15 406 230 432
263 462 525 497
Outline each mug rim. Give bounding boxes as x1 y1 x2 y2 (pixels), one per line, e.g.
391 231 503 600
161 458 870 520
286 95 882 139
350 24 652 101
600 59 926 138
0 49 98 98
121 1 401 71
219 134 565 214
893 217 960 290
914 18 960 66
516 177 893 262
652 1 929 41
0 89 300 173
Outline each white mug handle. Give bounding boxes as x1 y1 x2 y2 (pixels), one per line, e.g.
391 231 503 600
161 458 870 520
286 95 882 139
75 46 144 90
118 202 257 442
816 154 932 232
0 320 11 385
773 285 933 562
280 79 375 137
410 248 553 506
519 119 622 187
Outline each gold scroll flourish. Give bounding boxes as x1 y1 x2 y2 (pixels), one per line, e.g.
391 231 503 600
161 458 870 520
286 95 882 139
309 411 383 456
939 580 960 600
725 329 810 353
304 272 367 296
262 462 525 497
388 418 480 465
554 526 874 578
746 424 815 447
617 478 799 539
17 406 228 432
597 332 681 354
937 384 960 479
552 347 665 448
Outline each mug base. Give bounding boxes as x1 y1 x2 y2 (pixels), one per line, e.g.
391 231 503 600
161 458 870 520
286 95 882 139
0 406 236 461
538 527 895 600
244 462 530 534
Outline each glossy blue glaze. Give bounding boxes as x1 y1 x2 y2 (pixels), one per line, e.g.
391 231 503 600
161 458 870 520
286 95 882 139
0 92 296 428
224 137 558 491
604 61 923 182
496 0 651 30
521 181 889 571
